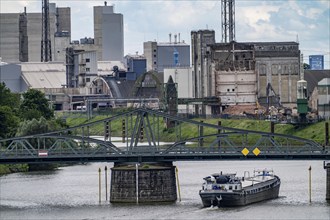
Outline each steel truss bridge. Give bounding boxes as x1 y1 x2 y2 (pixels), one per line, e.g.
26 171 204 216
0 108 329 164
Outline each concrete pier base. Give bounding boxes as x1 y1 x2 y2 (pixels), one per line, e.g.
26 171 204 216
110 162 177 203
324 161 330 201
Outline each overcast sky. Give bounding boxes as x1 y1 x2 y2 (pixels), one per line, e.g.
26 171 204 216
1 0 329 68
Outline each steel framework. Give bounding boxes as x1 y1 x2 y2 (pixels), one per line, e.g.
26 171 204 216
221 0 235 43
41 0 52 62
0 109 328 164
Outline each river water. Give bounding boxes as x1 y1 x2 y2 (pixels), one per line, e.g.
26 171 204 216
0 160 329 220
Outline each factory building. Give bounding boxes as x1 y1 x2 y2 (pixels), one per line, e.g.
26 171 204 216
144 34 190 73
124 54 147 81
0 61 26 93
191 29 301 114
317 78 330 119
254 42 300 107
94 2 124 61
0 3 71 63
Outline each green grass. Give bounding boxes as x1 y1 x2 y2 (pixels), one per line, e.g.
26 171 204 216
0 164 29 175
61 112 328 145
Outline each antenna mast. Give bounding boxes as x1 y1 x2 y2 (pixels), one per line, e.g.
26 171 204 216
41 0 52 62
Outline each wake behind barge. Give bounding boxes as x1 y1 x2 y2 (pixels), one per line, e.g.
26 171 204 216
199 169 280 207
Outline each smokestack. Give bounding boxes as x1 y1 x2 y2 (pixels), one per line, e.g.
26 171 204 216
169 33 172 44
174 34 177 44
24 7 26 15
104 1 107 6
178 33 180 43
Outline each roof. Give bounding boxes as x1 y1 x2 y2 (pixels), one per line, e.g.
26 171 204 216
20 62 66 72
318 78 330 86
20 62 66 88
304 70 330 94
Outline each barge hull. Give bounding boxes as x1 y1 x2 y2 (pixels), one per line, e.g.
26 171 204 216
200 180 280 207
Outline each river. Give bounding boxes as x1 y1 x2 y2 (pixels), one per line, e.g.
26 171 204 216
0 160 329 220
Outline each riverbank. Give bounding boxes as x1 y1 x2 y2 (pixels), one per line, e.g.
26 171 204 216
0 163 62 175
62 112 327 145
0 164 29 175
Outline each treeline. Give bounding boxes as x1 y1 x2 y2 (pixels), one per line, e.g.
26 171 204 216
0 82 67 139
0 82 68 174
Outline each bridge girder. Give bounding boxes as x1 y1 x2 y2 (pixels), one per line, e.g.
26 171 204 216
0 108 328 164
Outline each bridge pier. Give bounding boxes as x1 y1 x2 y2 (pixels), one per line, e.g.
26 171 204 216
110 162 177 203
324 161 330 202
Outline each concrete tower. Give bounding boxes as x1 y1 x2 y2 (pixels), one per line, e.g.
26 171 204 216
94 2 124 61
191 30 216 115
0 3 70 63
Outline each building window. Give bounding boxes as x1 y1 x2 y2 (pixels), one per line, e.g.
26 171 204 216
86 78 90 82
232 89 235 92
227 89 230 92
154 61 157 64
86 58 90 62
153 54 156 58
86 67 90 72
259 64 266 75
153 49 156 52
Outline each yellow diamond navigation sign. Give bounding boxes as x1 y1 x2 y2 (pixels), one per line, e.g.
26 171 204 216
241 148 249 156
253 147 261 156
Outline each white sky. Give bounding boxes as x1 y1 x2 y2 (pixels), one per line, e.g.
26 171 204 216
1 0 329 68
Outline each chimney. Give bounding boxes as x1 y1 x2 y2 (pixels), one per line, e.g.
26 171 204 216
104 1 107 6
174 34 177 44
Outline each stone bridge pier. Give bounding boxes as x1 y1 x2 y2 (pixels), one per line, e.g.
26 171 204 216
324 161 330 202
110 162 177 203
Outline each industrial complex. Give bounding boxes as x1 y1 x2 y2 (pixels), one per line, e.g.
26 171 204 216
0 0 329 121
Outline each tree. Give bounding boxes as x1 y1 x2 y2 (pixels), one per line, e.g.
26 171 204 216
15 117 68 137
19 89 54 120
0 82 20 109
303 63 310 70
16 117 49 137
0 83 20 138
0 106 20 138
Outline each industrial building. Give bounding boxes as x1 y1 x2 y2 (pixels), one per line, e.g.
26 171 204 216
190 28 301 114
187 1 302 115
316 78 330 119
191 30 216 115
144 34 190 73
94 2 124 61
0 3 71 63
0 61 26 93
124 54 147 80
